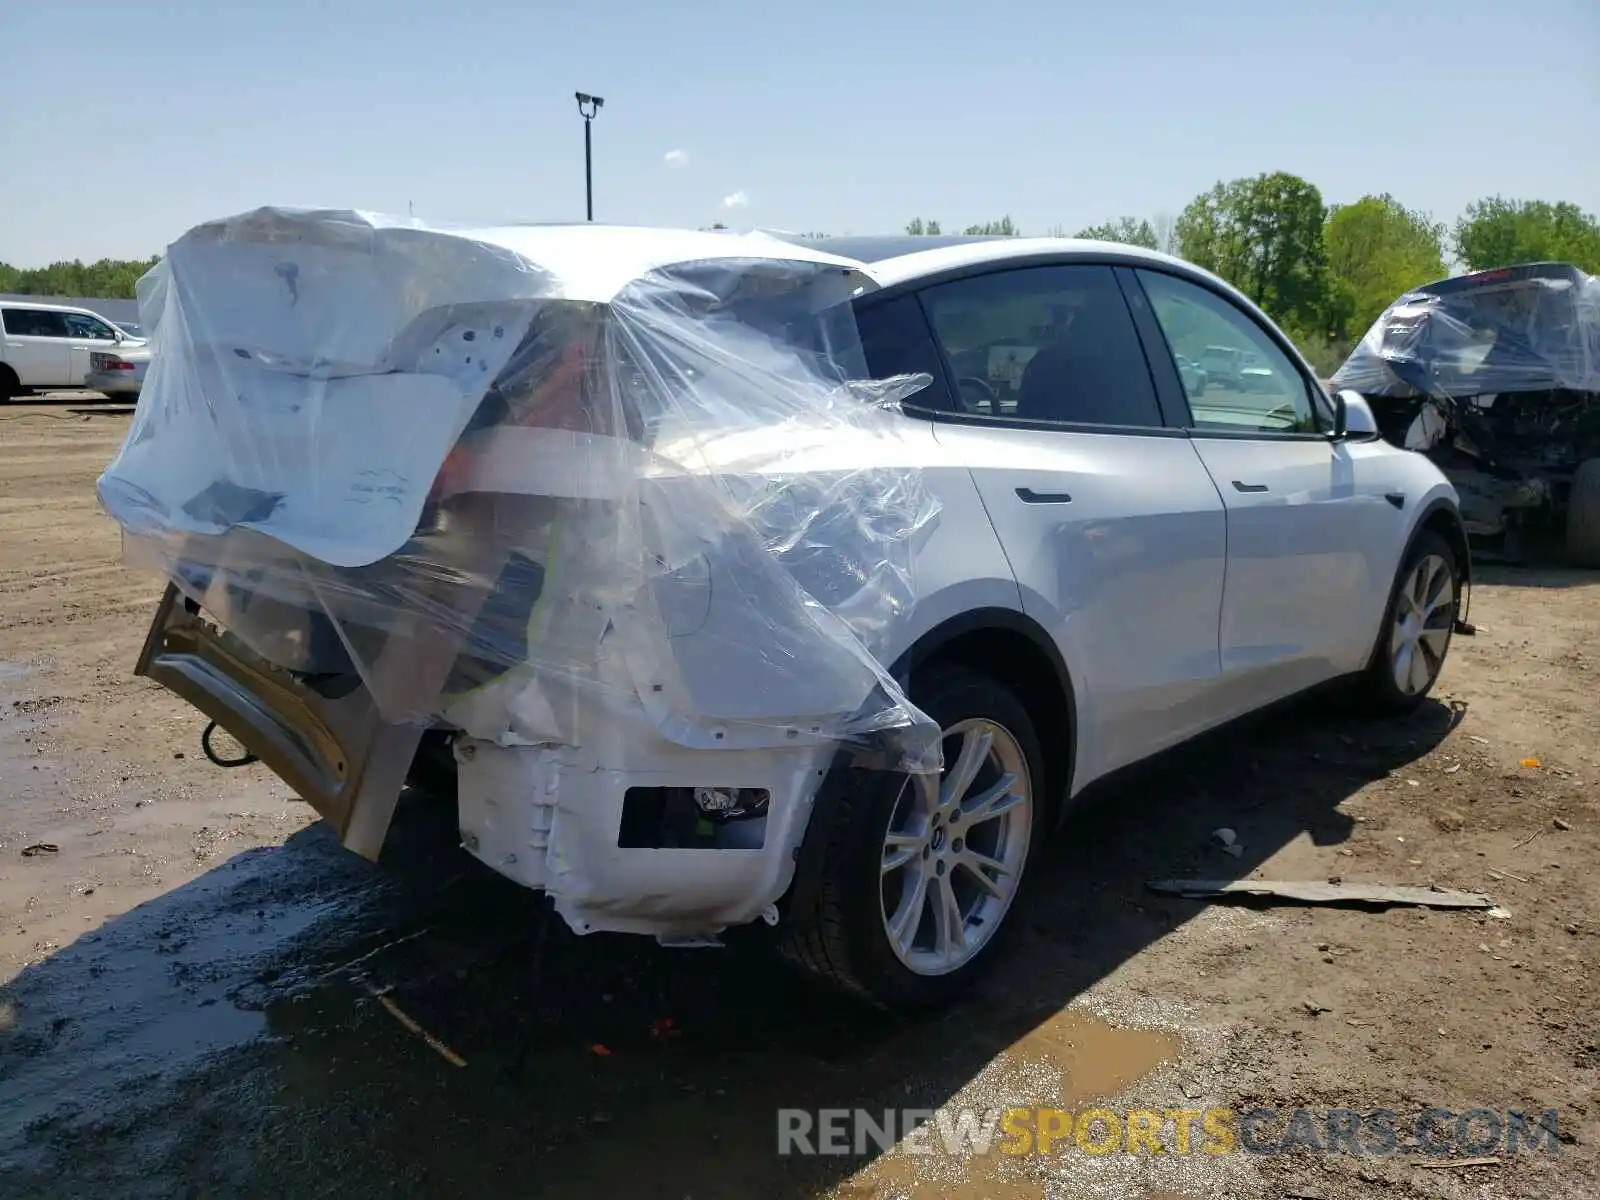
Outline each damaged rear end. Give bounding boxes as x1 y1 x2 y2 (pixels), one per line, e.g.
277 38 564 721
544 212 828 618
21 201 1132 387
102 208 942 936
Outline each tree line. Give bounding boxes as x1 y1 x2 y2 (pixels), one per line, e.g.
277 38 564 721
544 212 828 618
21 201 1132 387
0 257 160 301
906 181 1600 373
10 183 1597 375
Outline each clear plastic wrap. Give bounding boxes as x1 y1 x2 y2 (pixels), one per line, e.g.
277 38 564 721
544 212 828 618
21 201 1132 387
98 209 944 775
1333 262 1600 399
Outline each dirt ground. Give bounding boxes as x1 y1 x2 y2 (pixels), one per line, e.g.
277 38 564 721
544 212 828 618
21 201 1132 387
0 405 1596 1200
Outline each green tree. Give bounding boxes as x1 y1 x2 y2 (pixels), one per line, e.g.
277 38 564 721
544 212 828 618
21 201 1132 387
1076 216 1159 249
1175 172 1331 332
962 216 1018 236
905 217 943 235
1453 198 1600 272
1325 193 1447 336
0 256 160 299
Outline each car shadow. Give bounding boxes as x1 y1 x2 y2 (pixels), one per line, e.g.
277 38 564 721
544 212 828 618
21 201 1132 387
0 695 1462 1199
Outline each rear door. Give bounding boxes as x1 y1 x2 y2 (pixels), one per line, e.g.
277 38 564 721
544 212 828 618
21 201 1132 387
2 307 72 387
1132 268 1405 711
908 263 1229 786
62 311 122 383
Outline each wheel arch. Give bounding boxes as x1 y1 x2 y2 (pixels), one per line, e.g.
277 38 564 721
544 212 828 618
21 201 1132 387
889 606 1078 806
1413 496 1472 588
780 607 1079 931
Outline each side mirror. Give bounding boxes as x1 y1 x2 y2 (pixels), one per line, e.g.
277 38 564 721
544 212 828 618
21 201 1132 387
1334 388 1378 439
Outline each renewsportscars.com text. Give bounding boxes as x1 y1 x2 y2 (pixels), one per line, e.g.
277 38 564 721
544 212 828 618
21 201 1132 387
776 1105 1564 1158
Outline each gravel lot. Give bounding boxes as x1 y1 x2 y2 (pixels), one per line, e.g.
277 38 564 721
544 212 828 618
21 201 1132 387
0 407 1596 1199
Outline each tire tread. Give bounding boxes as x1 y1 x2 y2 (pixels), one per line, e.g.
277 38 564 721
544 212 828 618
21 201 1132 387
1565 459 1600 568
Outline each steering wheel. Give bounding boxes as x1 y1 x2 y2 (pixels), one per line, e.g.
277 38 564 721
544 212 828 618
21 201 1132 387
957 376 998 412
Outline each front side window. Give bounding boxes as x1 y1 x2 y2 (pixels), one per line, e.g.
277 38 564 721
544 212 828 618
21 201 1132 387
3 309 71 338
917 265 1164 428
63 313 119 340
1137 270 1323 435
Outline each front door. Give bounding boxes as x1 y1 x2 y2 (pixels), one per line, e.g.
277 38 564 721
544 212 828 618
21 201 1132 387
1134 269 1402 711
910 263 1229 786
62 311 122 384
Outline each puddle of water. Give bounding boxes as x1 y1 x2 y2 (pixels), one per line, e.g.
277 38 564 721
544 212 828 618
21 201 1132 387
0 846 344 1140
1007 1010 1182 1104
839 1010 1183 1199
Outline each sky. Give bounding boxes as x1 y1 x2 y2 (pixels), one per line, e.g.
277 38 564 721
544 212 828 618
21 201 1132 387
2 0 1596 266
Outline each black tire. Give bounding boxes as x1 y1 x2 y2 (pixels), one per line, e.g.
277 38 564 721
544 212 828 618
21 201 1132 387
780 666 1052 1011
0 365 19 401
1356 529 1458 714
1564 459 1600 568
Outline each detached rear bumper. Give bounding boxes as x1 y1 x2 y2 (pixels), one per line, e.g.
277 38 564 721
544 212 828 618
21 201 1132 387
136 583 422 858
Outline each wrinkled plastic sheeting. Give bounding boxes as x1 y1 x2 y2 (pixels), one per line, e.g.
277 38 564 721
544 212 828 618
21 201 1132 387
97 209 945 774
1333 262 1600 399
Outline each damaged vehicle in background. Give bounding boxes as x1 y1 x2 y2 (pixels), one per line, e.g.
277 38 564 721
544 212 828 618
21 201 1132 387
101 211 1471 1011
1333 262 1600 565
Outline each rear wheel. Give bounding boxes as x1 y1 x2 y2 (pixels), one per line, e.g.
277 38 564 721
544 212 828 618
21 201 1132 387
781 666 1051 1010
1564 459 1600 568
1357 530 1458 714
0 365 20 401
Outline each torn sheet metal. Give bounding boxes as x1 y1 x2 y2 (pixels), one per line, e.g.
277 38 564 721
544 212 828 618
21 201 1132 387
1146 879 1494 909
97 208 944 776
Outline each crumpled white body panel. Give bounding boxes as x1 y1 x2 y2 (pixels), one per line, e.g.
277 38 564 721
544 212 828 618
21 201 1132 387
99 207 946 816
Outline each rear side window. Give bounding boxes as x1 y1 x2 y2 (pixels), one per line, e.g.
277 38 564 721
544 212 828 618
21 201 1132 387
916 265 1164 428
852 293 955 411
3 308 71 337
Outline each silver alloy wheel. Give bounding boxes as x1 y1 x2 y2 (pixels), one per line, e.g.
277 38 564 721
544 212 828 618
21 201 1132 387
879 717 1033 976
1390 552 1455 695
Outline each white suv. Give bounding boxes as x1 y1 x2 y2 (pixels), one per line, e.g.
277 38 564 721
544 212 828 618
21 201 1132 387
1 301 140 397
102 216 1469 1010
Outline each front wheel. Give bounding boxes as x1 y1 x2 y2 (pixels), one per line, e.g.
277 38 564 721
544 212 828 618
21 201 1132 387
780 667 1050 1010
1357 529 1458 714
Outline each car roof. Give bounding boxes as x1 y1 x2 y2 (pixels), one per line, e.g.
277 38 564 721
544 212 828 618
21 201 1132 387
771 233 1199 290
0 299 105 315
1413 261 1587 298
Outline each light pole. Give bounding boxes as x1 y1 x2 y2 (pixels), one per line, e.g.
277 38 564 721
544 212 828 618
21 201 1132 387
575 92 604 221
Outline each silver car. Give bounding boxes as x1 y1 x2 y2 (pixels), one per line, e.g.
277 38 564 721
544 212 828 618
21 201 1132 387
104 213 1473 1010
85 343 150 397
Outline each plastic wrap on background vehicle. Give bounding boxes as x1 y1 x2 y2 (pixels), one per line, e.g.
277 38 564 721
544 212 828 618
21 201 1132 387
97 208 945 775
1333 262 1600 399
